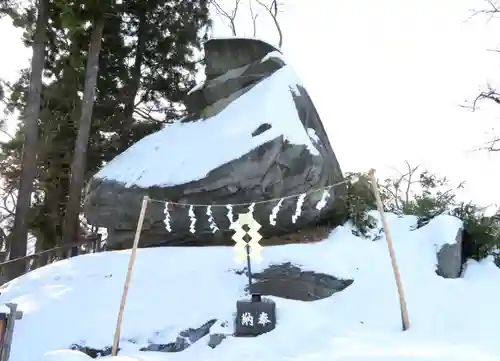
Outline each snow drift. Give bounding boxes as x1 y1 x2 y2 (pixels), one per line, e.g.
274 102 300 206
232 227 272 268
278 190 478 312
1 213 500 361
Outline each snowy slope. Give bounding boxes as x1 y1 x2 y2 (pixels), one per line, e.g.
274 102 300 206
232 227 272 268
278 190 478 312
2 213 500 361
94 57 319 188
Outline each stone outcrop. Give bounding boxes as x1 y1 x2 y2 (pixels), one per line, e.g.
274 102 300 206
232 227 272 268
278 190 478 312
436 227 463 279
247 262 353 301
84 38 347 249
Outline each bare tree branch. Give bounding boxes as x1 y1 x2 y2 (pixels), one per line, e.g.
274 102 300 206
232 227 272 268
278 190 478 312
255 0 283 48
481 136 500 151
133 107 161 123
461 85 500 151
249 0 258 37
209 0 242 36
467 86 500 112
0 189 16 216
0 127 14 141
404 160 419 206
379 161 420 213
461 1 500 153
479 89 500 105
470 0 500 21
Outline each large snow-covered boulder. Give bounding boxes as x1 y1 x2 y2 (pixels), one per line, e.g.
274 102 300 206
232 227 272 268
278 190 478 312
84 38 347 248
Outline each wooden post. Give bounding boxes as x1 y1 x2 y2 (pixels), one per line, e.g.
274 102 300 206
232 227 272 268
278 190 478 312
369 169 411 331
111 196 150 356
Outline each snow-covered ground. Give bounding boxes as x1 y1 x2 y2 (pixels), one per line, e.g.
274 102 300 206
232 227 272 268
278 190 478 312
1 212 500 361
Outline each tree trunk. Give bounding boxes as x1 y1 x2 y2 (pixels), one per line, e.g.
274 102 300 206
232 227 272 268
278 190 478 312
6 0 48 281
61 14 104 253
121 3 147 150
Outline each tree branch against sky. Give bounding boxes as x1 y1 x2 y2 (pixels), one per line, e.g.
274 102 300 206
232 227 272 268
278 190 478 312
463 0 500 152
209 0 284 48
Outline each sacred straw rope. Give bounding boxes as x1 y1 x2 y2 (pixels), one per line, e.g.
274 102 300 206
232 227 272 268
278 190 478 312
148 180 346 208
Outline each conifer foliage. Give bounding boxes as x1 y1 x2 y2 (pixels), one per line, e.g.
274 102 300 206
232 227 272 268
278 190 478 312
0 0 211 273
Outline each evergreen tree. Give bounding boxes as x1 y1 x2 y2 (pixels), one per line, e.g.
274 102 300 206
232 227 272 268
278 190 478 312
6 0 48 280
62 0 107 252
0 0 211 252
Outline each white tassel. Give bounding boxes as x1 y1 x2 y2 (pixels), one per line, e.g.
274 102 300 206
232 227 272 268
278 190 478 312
188 205 196 233
226 204 234 225
206 206 219 233
315 190 330 211
163 202 172 232
269 198 284 226
248 202 256 216
292 193 306 223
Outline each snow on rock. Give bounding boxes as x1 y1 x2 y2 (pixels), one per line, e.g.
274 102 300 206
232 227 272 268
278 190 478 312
208 36 281 51
307 127 320 143
186 79 205 95
415 215 464 278
416 215 463 248
84 37 346 250
260 50 285 63
1 214 500 361
93 59 317 188
43 350 93 361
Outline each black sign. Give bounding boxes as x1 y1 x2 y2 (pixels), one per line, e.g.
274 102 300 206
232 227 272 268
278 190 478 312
235 297 276 336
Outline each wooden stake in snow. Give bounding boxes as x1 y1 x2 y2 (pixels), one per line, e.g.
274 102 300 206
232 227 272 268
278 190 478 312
368 169 411 331
112 196 150 356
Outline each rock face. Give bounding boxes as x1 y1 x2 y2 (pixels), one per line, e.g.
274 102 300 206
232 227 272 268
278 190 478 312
436 227 463 279
140 319 218 353
84 38 347 249
248 262 353 301
70 319 224 357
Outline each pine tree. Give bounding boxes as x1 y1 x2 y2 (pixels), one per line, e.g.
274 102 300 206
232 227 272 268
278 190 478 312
7 0 48 280
0 0 211 253
62 0 107 253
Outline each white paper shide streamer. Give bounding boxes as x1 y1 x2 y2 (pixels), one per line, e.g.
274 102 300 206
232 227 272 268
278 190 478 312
206 205 219 233
188 205 196 233
226 204 235 225
269 198 284 226
163 202 172 232
315 189 330 211
159 183 341 233
248 202 256 216
292 193 306 223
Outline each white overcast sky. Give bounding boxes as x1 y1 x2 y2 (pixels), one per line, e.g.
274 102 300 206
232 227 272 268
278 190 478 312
1 0 500 208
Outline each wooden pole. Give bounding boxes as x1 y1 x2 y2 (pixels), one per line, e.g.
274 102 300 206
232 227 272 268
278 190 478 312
111 196 150 356
368 169 410 331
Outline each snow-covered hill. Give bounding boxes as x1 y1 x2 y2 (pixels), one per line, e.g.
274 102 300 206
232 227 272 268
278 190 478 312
2 212 500 361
